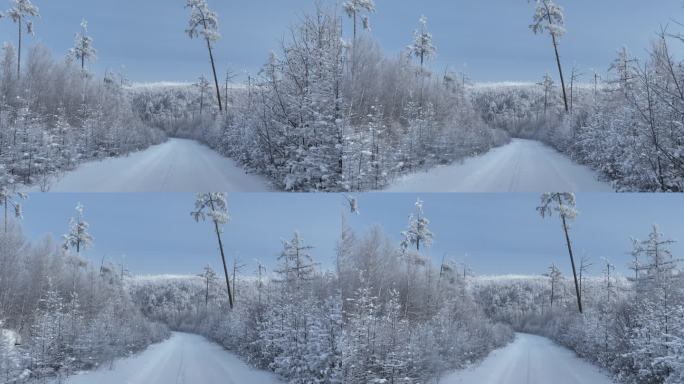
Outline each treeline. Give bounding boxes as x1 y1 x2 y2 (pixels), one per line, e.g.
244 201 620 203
128 201 513 383
472 225 684 384
0 217 169 382
0 1 166 191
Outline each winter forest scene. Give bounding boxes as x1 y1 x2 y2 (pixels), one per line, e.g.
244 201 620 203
0 0 682 192
1 0 684 383
0 192 682 384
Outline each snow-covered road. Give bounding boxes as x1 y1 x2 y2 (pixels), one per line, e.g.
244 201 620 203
439 333 615 384
65 332 282 384
387 139 614 192
42 139 270 192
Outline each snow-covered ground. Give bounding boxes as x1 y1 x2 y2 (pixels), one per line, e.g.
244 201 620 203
386 139 614 192
439 333 615 384
40 139 270 192
64 332 282 384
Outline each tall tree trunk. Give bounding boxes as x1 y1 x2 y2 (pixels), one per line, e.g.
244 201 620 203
205 38 224 112
550 33 569 112
558 195 583 313
209 199 233 309
17 18 22 79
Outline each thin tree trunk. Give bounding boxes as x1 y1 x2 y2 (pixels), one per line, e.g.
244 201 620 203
17 18 22 79
209 199 233 309
205 38 224 112
550 33 569 112
558 195 583 313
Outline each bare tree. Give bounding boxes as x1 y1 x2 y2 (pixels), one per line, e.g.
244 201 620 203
569 65 582 114
185 0 223 112
578 253 593 301
191 193 233 308
198 265 217 309
544 263 563 310
538 193 583 313
530 0 569 113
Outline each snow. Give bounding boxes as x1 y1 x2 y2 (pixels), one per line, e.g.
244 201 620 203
39 139 270 192
64 332 282 384
386 139 614 192
439 333 615 384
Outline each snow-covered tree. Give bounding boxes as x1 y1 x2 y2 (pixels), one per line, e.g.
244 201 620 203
538 193 583 313
409 16 436 68
538 72 555 117
62 202 94 254
195 74 211 117
6 0 39 78
185 0 223 112
544 263 562 311
191 193 233 308
69 19 97 71
529 0 569 112
401 198 433 252
343 0 375 40
0 180 25 233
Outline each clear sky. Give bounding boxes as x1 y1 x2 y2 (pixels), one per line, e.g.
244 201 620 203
18 193 684 279
0 0 682 83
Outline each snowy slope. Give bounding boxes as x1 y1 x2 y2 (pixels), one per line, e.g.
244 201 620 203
439 333 615 384
41 139 270 192
386 139 613 192
65 332 282 384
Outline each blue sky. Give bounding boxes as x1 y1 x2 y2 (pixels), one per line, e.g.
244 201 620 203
19 193 684 278
0 0 682 82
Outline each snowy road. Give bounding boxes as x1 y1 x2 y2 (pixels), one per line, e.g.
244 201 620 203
65 332 282 384
42 139 270 192
386 139 614 192
439 333 615 384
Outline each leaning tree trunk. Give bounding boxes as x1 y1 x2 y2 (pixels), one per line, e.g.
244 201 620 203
209 200 234 309
551 34 569 113
558 196 583 313
205 38 224 113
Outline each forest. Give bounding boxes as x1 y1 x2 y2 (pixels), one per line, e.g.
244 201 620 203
1 193 682 384
0 0 682 191
0 1 166 192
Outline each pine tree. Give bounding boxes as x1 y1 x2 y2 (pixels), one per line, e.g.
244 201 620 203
538 193 583 313
5 0 39 78
62 202 94 255
191 193 233 308
185 0 223 112
409 16 436 69
529 0 569 112
69 19 97 71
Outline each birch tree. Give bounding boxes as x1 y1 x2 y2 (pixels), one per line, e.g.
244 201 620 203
191 193 233 308
530 0 569 112
185 0 223 112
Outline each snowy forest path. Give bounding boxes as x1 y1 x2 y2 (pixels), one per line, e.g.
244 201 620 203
64 332 282 384
37 138 270 192
439 333 615 384
386 139 614 192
